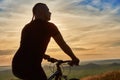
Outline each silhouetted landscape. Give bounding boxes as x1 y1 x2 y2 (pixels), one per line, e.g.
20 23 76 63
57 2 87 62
0 59 120 80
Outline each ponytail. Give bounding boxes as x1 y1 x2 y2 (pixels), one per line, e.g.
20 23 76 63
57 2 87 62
30 14 35 23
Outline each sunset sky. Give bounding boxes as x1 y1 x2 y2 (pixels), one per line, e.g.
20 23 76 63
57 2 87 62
0 0 120 66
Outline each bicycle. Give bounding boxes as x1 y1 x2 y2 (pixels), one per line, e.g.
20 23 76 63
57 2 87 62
47 59 79 80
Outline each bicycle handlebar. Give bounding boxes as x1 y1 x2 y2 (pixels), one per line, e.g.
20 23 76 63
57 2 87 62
44 54 79 66
55 60 71 66
46 57 71 64
47 58 79 66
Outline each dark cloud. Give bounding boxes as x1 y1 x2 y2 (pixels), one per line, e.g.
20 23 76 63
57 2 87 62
110 41 120 47
0 49 15 55
0 8 4 12
0 0 3 2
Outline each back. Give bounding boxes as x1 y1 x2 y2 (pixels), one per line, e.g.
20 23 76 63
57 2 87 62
12 19 60 68
21 19 51 49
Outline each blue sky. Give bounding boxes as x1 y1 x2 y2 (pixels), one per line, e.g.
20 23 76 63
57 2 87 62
61 0 120 16
0 0 120 66
79 0 120 8
78 0 120 14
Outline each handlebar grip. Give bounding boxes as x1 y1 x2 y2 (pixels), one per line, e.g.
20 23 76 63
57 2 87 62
47 58 58 63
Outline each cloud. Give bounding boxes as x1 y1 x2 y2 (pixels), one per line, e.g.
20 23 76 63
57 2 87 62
0 0 3 2
1 0 120 18
0 8 4 12
47 0 120 50
52 0 120 20
0 20 8 27
110 41 120 47
0 0 120 63
47 47 90 53
0 49 15 55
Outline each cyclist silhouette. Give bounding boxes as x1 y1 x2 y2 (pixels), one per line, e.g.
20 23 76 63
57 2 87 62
12 3 79 80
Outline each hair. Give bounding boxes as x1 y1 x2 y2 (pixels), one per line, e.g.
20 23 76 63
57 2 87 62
31 3 47 22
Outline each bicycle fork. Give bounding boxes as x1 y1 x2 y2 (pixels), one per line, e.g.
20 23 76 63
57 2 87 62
55 65 62 80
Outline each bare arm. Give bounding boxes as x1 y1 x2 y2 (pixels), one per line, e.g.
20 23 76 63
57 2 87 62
52 33 77 60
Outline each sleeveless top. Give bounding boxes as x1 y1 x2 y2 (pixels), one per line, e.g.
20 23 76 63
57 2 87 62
12 19 60 68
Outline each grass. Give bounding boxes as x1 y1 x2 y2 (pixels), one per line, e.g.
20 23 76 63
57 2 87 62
0 62 120 80
0 70 16 80
43 63 120 79
81 71 120 80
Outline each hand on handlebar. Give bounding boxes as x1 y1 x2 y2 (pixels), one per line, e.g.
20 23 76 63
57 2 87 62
69 57 79 66
43 54 57 63
43 54 80 65
48 58 57 63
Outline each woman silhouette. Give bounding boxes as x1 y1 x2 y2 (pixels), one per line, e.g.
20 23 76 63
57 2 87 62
12 3 79 80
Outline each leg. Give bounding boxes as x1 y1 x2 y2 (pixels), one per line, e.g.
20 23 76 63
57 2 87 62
26 66 47 80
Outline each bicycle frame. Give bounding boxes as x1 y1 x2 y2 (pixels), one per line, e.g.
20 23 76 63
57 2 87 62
48 69 62 80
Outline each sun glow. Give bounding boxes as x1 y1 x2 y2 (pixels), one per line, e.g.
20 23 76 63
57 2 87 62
0 0 120 66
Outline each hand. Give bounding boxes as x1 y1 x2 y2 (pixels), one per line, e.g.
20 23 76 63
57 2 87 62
48 58 57 63
43 54 50 60
69 57 80 66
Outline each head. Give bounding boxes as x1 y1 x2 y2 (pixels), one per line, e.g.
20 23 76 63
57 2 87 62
32 3 51 21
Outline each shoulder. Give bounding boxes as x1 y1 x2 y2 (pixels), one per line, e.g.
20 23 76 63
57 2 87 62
47 22 56 27
22 22 32 32
47 22 60 36
47 22 58 30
